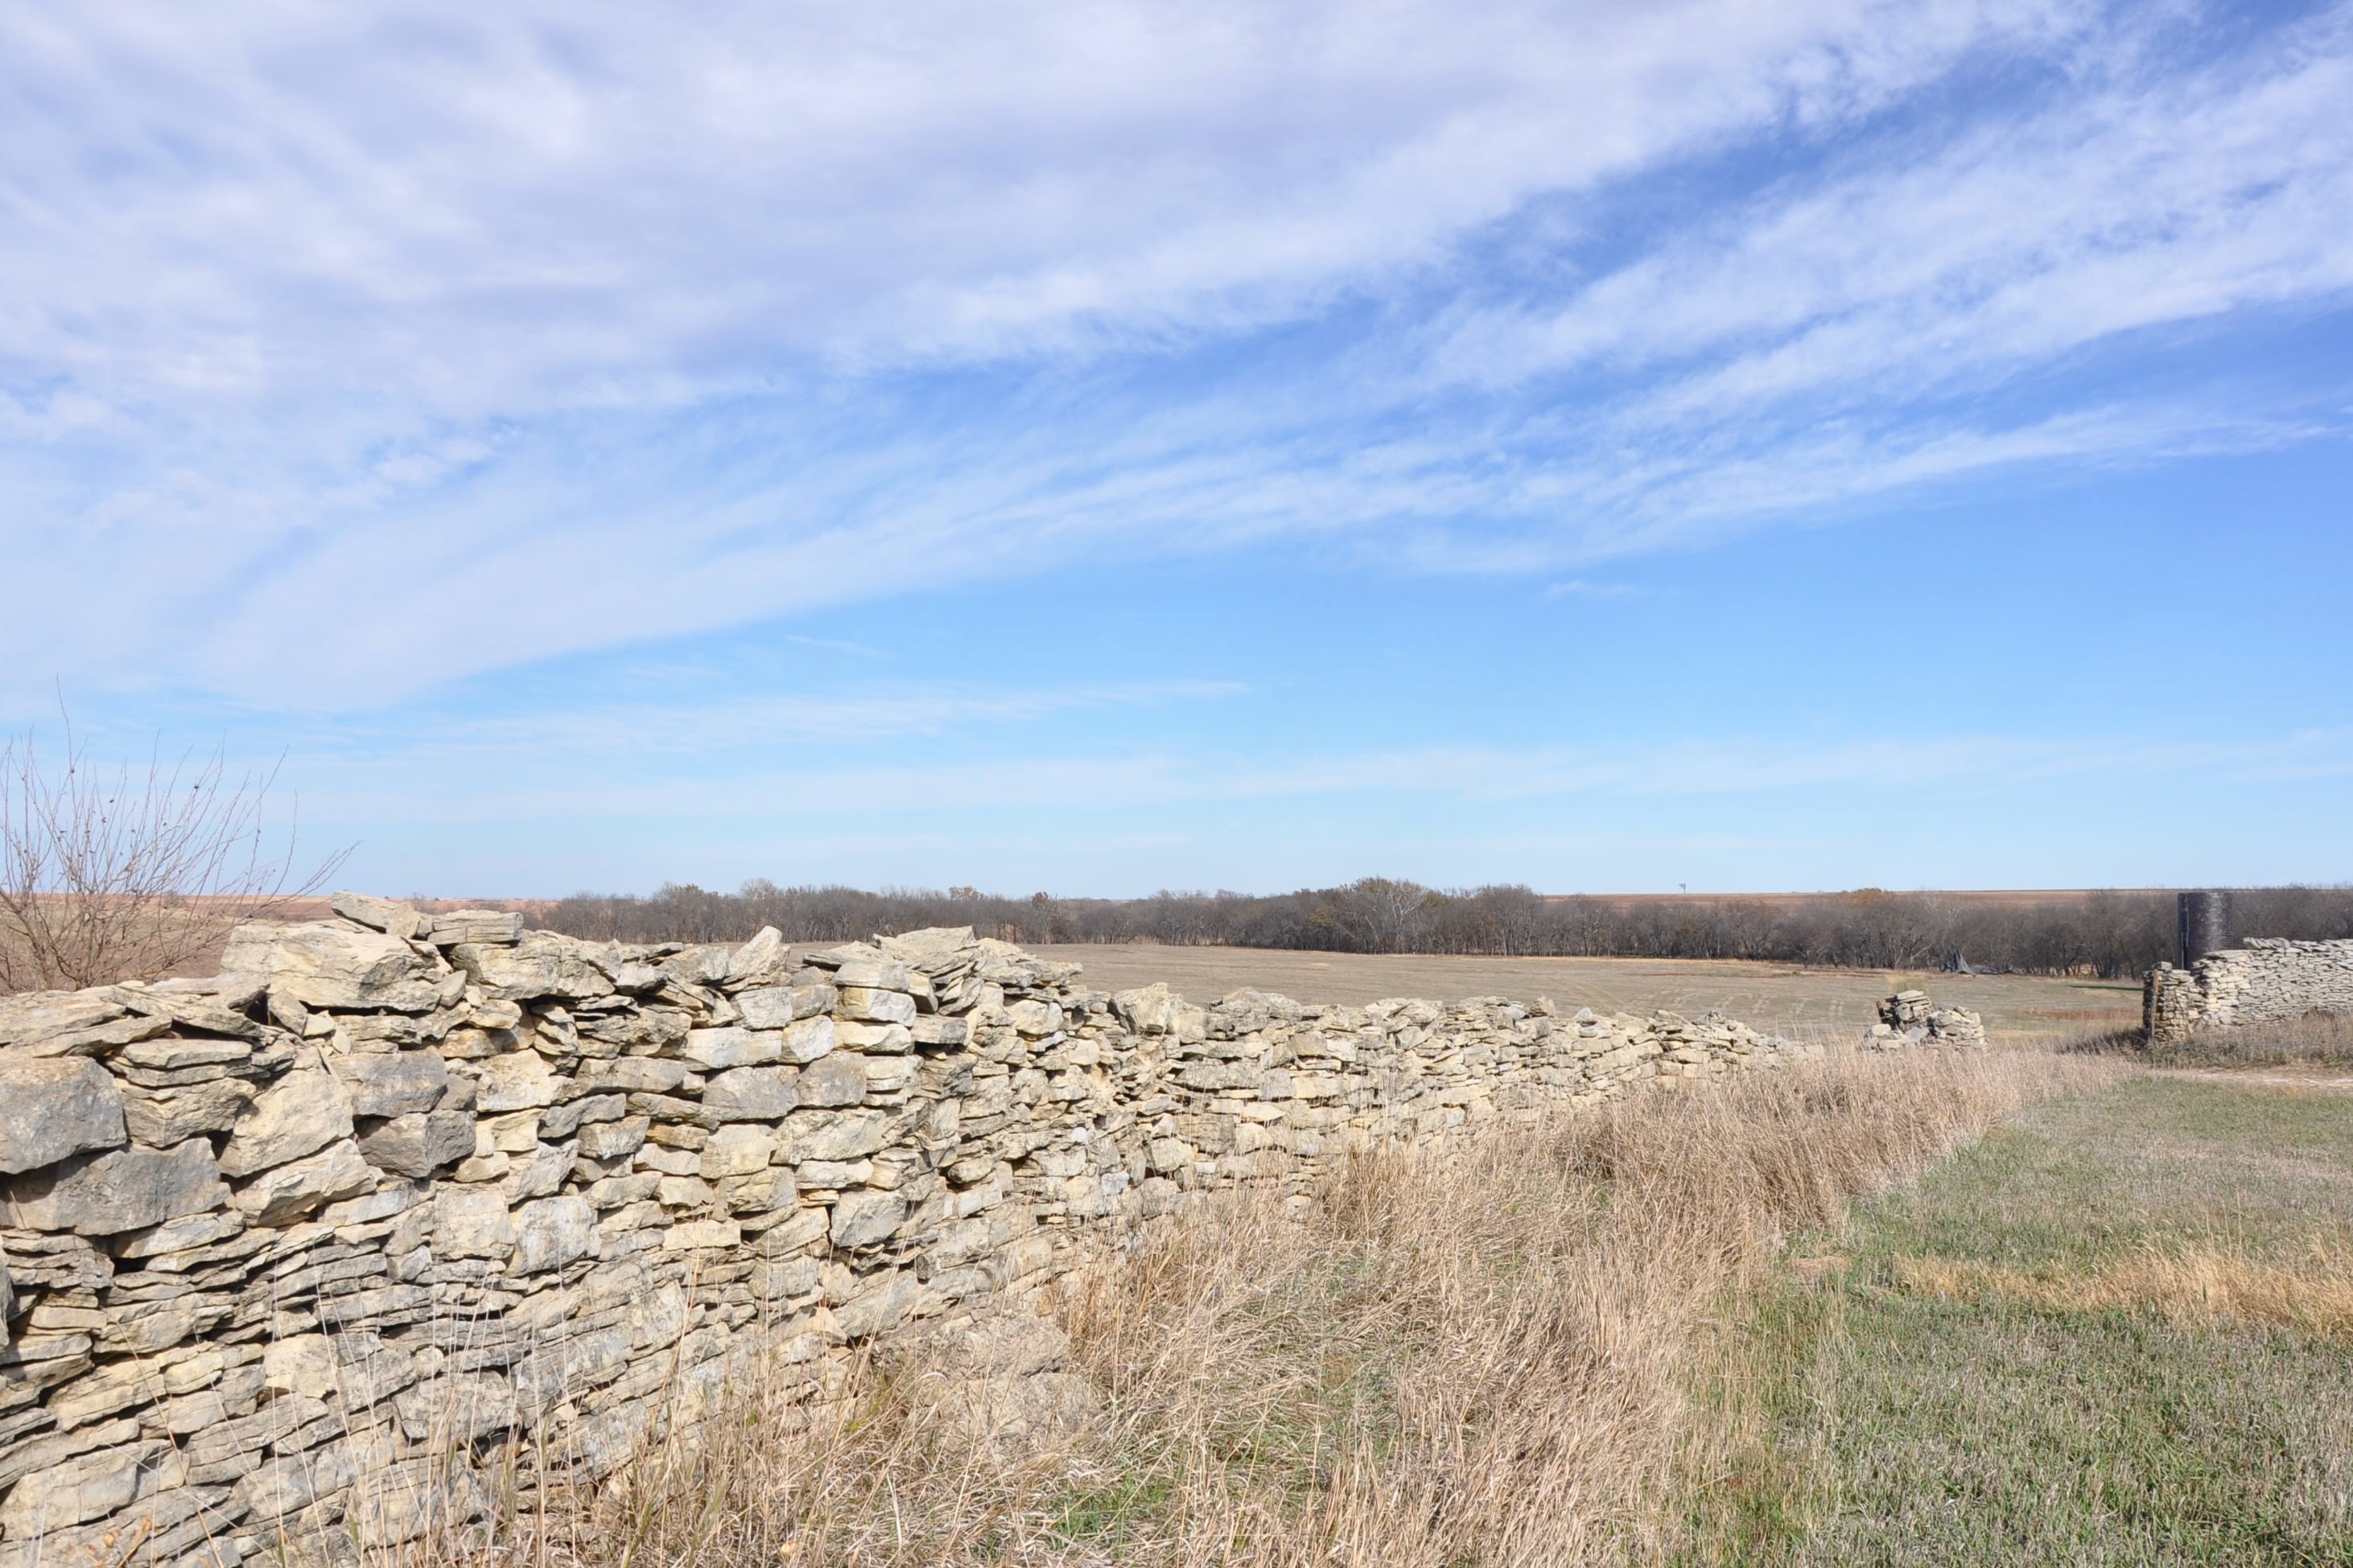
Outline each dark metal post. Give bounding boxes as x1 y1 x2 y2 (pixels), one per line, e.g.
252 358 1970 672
2178 889 2230 969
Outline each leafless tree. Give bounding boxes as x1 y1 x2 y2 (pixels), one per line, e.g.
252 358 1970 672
0 702 348 991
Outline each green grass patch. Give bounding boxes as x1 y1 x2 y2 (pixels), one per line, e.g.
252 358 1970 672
1678 1073 2353 1567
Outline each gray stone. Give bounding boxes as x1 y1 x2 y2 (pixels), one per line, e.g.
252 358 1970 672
220 920 449 1011
218 1068 355 1178
733 986 834 1030
838 986 917 1024
425 909 525 945
356 1088 477 1179
0 1436 186 1535
331 1050 449 1117
0 1056 126 1174
794 1110 887 1163
796 1052 867 1109
513 1196 595 1274
451 935 614 1002
329 890 427 939
702 1066 800 1121
231 1137 376 1224
723 927 789 988
475 1049 561 1111
3 1138 226 1235
682 1026 781 1071
118 1077 254 1146
433 1186 516 1258
829 1189 907 1248
0 991 129 1052
577 1117 649 1162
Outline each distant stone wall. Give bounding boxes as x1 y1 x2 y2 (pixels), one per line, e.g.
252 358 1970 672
2144 937 2353 1044
0 897 1805 1567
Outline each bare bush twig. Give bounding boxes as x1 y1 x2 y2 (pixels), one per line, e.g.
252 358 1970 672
0 694 350 990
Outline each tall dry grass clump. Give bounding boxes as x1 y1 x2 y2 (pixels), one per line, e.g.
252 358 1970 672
444 1046 2118 1568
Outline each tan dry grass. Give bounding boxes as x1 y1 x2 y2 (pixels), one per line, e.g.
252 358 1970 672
1892 1244 2353 1338
435 1046 2119 1568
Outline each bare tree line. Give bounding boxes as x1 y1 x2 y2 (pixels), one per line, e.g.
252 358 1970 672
542 877 2353 979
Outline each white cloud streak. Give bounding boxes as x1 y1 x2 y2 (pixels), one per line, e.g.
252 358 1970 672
2 2 2350 708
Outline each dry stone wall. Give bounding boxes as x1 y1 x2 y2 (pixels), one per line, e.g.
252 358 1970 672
2144 937 2353 1044
0 897 1804 1567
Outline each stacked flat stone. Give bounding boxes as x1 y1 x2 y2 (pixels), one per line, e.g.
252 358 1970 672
0 898 1805 1567
2144 938 2353 1045
1861 989 1985 1049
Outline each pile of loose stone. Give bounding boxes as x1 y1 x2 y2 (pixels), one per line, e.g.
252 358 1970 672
1861 989 1986 1049
2144 937 2353 1044
0 896 1806 1567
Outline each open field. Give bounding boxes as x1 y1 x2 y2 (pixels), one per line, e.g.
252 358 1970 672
1681 1068 2353 1565
1028 944 2144 1043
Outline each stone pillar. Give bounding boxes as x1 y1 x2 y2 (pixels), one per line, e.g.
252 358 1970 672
2178 890 2229 970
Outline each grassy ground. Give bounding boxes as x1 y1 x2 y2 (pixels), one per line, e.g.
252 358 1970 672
1679 1071 2353 1566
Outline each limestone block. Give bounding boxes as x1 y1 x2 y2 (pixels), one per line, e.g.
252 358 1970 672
682 1026 782 1071
513 1195 595 1274
119 1077 253 1147
221 920 449 1012
830 957 913 993
330 1050 450 1117
735 986 835 1030
703 1066 801 1121
0 990 130 1052
357 1085 478 1179
863 1055 918 1096
834 1019 912 1052
0 1056 126 1174
451 935 615 1002
665 1219 742 1251
475 1049 561 1111
219 1068 355 1177
911 1015 970 1047
793 1110 887 1163
434 1185 517 1258
724 927 791 988
394 1372 517 1444
578 1116 649 1162
232 1137 376 1224
796 1053 867 1109
264 1333 340 1399
4 1138 226 1235
426 909 526 945
330 890 427 939
834 1268 924 1336
572 1056 691 1095
830 1189 907 1247
837 986 917 1025
0 1436 186 1536
701 1126 777 1178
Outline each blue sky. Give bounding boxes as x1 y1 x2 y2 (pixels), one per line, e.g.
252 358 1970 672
4 0 2350 897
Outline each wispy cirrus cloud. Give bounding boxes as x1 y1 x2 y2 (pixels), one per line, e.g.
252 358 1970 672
3 1 2351 715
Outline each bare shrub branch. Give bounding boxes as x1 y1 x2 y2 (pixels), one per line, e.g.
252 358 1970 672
0 696 351 990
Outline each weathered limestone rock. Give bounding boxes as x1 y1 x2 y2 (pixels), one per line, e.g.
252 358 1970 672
513 1195 595 1274
218 1067 355 1177
795 1053 867 1109
0 992 129 1053
453 935 616 1002
3 1139 225 1235
830 1189 906 1247
118 1077 253 1146
232 1136 376 1224
0 1056 126 1174
331 1050 450 1117
703 1066 800 1121
221 920 450 1011
434 1186 516 1258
